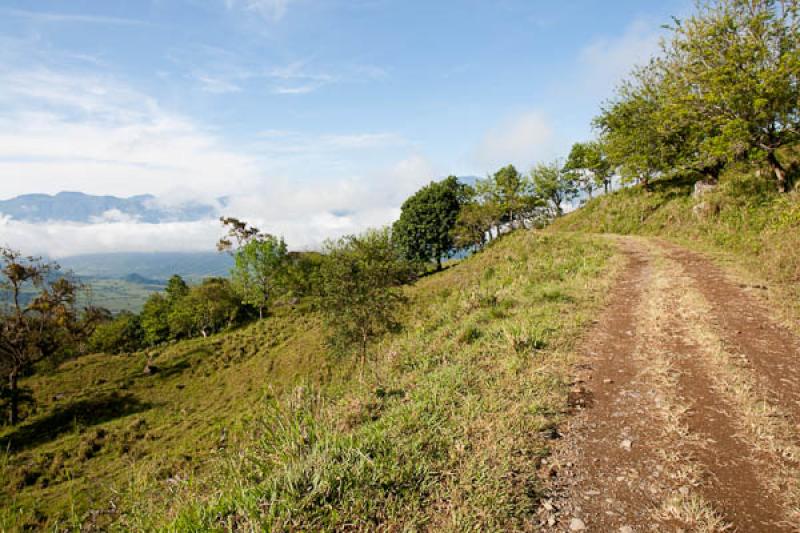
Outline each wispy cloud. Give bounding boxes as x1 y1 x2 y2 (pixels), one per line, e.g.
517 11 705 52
0 7 147 26
224 0 294 22
192 73 243 94
578 19 663 95
474 111 557 170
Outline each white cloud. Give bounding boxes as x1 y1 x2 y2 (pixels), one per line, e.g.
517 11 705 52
224 0 293 21
0 153 435 257
474 111 556 170
579 19 663 95
0 68 261 199
0 7 146 26
0 216 220 258
193 73 242 94
0 57 427 257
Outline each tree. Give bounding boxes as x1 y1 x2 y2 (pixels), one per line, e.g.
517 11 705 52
230 236 289 319
664 0 800 191
530 161 578 217
317 228 414 376
491 164 540 228
564 141 614 195
168 278 243 339
393 176 464 271
88 311 144 354
165 275 189 302
0 248 81 425
140 293 171 345
452 201 496 250
218 217 291 317
285 251 323 299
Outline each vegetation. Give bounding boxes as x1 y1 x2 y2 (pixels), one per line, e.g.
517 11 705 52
393 176 464 270
590 0 800 193
317 228 414 372
3 0 800 528
0 249 94 425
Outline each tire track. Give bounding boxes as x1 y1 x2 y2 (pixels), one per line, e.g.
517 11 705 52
541 237 800 532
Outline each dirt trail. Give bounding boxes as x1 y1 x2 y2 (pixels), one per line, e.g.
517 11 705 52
540 236 800 532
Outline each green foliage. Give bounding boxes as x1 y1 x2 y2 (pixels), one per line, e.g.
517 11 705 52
168 278 244 339
596 0 800 191
0 249 84 426
530 160 578 216
140 293 170 346
87 312 143 354
285 251 323 298
230 236 289 318
317 228 414 368
393 176 464 270
564 140 613 195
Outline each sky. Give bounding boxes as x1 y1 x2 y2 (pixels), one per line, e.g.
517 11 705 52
0 0 690 256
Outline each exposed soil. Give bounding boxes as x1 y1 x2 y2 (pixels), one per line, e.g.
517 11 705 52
541 237 800 532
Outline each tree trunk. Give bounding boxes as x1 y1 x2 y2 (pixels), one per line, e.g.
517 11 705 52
604 180 609 194
9 370 18 426
360 332 368 382
767 150 789 192
259 306 263 320
436 256 442 271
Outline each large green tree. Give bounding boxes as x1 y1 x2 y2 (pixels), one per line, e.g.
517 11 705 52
393 176 464 270
665 0 800 191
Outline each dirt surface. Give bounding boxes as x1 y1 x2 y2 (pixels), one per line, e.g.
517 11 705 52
540 237 800 532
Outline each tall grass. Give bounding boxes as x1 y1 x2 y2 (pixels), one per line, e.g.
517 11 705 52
118 232 621 531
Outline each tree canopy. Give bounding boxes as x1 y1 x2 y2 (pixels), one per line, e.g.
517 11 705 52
393 176 464 270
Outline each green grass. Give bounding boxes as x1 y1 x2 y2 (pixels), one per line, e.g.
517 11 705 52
1 231 621 531
552 170 800 321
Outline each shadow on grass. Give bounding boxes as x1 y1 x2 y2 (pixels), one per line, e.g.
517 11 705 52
1 392 152 452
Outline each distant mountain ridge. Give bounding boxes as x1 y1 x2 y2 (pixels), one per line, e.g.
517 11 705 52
59 251 233 282
0 191 221 223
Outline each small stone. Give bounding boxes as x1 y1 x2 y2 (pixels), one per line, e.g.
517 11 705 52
679 486 690 496
620 439 633 451
570 517 586 531
603 378 614 384
543 501 554 511
548 516 556 526
620 527 634 533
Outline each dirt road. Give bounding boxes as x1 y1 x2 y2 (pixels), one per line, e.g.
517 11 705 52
541 236 800 532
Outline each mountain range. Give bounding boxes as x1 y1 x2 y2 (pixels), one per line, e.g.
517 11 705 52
0 191 221 223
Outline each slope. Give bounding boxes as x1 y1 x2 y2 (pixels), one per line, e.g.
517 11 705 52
1 230 622 531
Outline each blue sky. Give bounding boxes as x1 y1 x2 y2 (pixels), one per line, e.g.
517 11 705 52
0 0 689 255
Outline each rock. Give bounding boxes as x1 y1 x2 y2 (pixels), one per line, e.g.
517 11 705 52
548 516 556 526
143 363 158 375
603 378 614 384
693 180 717 198
543 501 554 511
569 517 586 531
620 439 633 451
620 527 634 533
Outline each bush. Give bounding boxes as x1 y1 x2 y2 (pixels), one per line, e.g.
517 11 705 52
88 312 144 354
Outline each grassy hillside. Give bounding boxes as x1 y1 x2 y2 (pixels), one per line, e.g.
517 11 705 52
552 171 800 321
2 231 621 531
